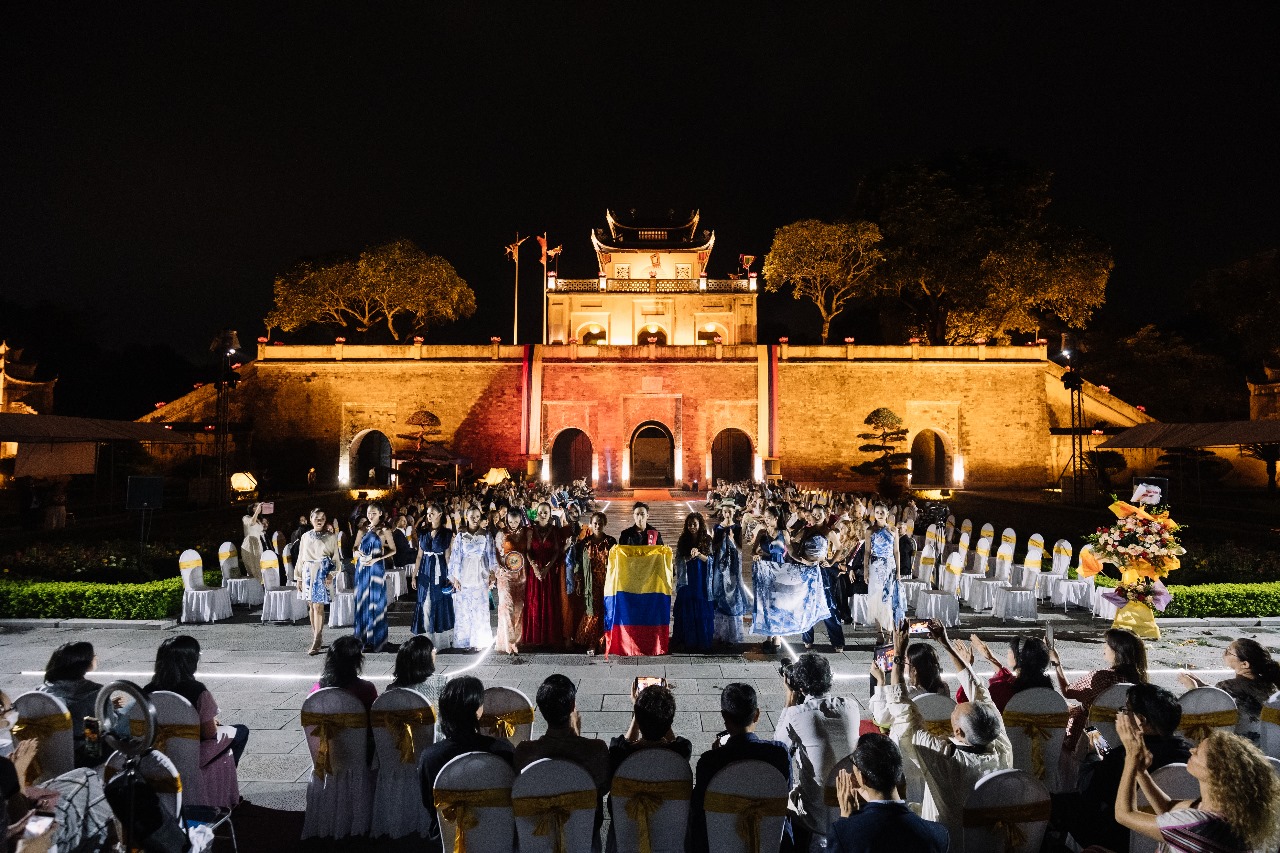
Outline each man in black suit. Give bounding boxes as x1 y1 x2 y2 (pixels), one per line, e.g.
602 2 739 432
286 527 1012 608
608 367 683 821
687 683 791 853
829 733 950 853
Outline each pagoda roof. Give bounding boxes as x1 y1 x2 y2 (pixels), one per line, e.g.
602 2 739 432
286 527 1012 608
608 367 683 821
593 209 715 252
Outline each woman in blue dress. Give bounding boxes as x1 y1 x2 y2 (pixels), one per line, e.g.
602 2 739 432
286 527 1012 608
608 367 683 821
353 503 396 653
751 504 833 652
710 503 747 647
412 502 456 646
863 500 905 641
672 512 715 652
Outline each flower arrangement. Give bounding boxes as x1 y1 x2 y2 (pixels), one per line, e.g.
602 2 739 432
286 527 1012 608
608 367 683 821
1103 576 1172 611
1084 484 1185 578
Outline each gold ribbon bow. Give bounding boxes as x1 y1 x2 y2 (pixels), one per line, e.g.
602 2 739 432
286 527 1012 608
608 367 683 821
371 706 435 764
613 778 691 853
703 791 787 853
1180 709 1239 742
104 763 183 794
512 790 596 853
1001 534 1015 545
178 556 202 570
434 787 513 853
1260 706 1280 727
479 706 535 739
963 800 1051 849
1002 711 1069 779
300 710 369 777
10 712 72 785
129 719 202 752
922 718 954 739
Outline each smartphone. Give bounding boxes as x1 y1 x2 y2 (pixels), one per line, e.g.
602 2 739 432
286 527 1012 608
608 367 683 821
908 620 931 636
1084 724 1111 757
84 717 100 738
1045 622 1054 649
635 676 666 692
874 643 894 673
260 501 275 515
23 815 54 838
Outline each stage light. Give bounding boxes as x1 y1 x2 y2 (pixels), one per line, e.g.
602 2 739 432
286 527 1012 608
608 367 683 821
230 472 257 492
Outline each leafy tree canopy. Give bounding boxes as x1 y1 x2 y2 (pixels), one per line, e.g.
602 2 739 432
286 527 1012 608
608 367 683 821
1193 248 1280 377
851 407 909 494
265 239 476 341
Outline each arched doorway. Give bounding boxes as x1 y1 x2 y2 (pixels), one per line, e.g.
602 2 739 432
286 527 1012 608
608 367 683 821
910 430 948 487
630 421 674 487
352 430 393 486
711 428 753 484
637 326 668 345
550 428 592 484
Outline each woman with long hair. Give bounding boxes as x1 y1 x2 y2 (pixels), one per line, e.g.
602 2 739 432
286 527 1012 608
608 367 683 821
39 641 103 766
521 502 569 649
388 635 446 708
494 506 528 655
354 502 396 653
710 504 747 647
963 634 1053 711
240 502 266 580
1115 720 1280 852
144 635 247 809
295 507 340 655
750 504 791 652
672 512 715 652
312 635 377 708
1179 637 1280 742
1053 627 1148 751
869 641 951 727
572 511 616 655
450 505 494 651
862 501 905 641
412 502 455 647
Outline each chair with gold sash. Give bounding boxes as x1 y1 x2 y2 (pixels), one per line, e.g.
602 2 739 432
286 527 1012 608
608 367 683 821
1084 682 1134 752
370 688 436 839
968 536 992 576
1259 697 1280 759
1130 763 1199 853
1176 687 1239 744
1002 688 1070 793
435 751 516 853
260 550 307 624
478 686 534 748
219 541 262 607
992 541 1015 584
961 768 1050 853
939 553 963 596
178 549 233 624
703 758 788 853
821 753 855 840
908 693 958 807
11 692 74 786
105 748 184 830
301 687 375 839
512 757 597 853
611 748 691 853
1040 539 1073 605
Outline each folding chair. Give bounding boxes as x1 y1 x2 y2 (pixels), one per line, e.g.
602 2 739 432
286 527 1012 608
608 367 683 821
179 549 232 624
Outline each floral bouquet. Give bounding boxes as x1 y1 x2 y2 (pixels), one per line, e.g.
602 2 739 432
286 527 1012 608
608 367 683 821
1081 483 1185 580
1102 576 1172 612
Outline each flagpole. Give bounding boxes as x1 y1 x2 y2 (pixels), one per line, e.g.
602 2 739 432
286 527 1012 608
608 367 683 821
542 231 548 346
513 232 520 345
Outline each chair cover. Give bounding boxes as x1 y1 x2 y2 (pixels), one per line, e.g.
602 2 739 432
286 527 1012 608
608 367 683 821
151 690 239 811
944 516 956 545
220 541 263 607
993 543 1015 584
301 687 375 839
479 686 535 747
328 591 355 628
980 523 995 542
335 569 352 593
1176 687 1239 743
11 692 74 785
370 688 436 839
1092 580 1119 620
971 537 993 575
1050 540 1071 574
961 768 1051 853
821 753 856 841
917 545 938 587
1130 763 1200 853
1027 533 1045 553
1085 683 1136 757
956 532 971 568
105 748 183 822
612 748 692 853
849 593 870 626
999 527 1017 555
435 752 516 853
939 554 963 595
1014 549 1044 593
915 590 960 627
960 518 973 538
1259 696 1280 759
512 758 597 853
384 567 405 601
261 551 307 623
1003 688 1069 793
992 586 1036 621
904 518 915 538
179 550 233 624
908 694 957 804
703 759 788 853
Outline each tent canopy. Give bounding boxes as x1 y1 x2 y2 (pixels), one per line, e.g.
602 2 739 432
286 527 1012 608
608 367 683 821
1099 420 1280 449
0 412 195 443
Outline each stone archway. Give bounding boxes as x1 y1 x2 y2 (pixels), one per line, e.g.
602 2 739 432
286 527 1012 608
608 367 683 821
637 326 668 345
550 428 593 484
629 421 674 487
351 429 393 486
711 428 753 484
911 429 949 487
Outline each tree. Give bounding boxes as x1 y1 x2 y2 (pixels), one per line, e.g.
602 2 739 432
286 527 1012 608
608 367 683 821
855 151 1112 344
265 240 476 341
851 407 910 495
1086 449 1128 492
762 219 884 343
1193 248 1280 376
1242 443 1280 496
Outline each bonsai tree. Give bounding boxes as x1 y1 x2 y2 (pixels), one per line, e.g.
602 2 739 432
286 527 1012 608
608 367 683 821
1086 449 1127 492
851 407 910 496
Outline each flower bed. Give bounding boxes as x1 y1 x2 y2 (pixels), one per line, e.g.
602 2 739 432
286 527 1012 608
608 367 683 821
0 571 223 620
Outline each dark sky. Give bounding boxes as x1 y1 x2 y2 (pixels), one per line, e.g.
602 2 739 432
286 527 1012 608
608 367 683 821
4 4 1279 361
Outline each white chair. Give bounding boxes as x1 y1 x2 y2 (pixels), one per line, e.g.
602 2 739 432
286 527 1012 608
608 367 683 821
980 523 995 542
261 550 307 623
1259 697 1280 759
1014 548 1044 592
993 542 1015 584
105 748 183 823
955 531 971 571
960 518 973 539
999 527 1017 557
301 687 375 839
1039 540 1072 604
11 692 74 786
944 516 956 545
384 567 406 602
434 752 516 853
1055 572 1094 611
371 688 436 839
1003 688 1069 793
1086 682 1135 750
1177 687 1239 743
1130 763 1200 853
917 547 938 588
703 759 788 853
179 549 233 624
219 541 263 607
899 581 927 608
961 768 1051 853
939 553 963 595
612 748 692 853
915 589 960 627
512 758 597 853
992 585 1036 622
479 686 535 747
970 537 992 575
908 694 957 804
328 588 356 628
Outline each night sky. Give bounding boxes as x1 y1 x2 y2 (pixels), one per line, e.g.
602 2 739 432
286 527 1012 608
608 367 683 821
4 5 1279 377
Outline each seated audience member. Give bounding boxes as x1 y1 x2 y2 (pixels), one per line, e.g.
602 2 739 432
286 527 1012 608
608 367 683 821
311 635 377 709
958 634 1053 712
888 623 1011 842
418 676 514 853
688 683 791 853
776 653 860 852
869 641 950 729
388 634 446 708
514 674 609 791
1057 682 1191 852
1178 637 1280 742
1051 627 1147 752
607 682 692 775
1114 715 1280 852
38 642 106 767
829 733 949 853
143 635 247 810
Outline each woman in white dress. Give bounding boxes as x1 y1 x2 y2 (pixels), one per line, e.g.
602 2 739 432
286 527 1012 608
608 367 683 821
451 505 495 651
294 507 340 655
240 502 265 580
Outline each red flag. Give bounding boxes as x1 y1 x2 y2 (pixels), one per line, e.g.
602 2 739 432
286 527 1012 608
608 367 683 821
536 235 548 266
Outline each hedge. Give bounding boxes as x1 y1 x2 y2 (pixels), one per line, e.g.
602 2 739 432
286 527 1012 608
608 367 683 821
0 571 223 620
1159 582 1280 619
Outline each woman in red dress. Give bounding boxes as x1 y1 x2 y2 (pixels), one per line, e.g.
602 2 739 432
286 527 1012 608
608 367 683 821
522 502 570 649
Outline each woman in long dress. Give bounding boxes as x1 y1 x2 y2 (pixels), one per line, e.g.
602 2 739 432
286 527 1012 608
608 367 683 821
354 503 395 653
673 512 715 652
451 505 495 651
710 504 747 646
522 502 569 649
412 502 455 646
240 502 265 580
572 511 615 655
295 507 340 655
494 506 528 655
863 500 905 640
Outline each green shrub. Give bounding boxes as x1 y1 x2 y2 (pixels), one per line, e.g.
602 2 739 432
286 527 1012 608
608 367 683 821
0 578 184 620
1177 543 1280 584
1158 581 1280 619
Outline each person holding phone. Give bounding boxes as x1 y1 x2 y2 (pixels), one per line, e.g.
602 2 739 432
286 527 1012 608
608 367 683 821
607 682 691 776
240 502 266 581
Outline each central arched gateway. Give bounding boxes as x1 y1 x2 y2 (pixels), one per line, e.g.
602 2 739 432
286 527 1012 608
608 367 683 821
351 429 393 486
550 428 592 484
911 429 948 487
711 428 753 484
629 421 674 487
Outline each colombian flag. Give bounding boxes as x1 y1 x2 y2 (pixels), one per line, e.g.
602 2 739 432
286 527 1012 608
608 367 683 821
604 545 674 657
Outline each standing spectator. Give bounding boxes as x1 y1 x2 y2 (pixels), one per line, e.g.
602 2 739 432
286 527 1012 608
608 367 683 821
311 635 378 709
828 733 949 853
240 502 266 580
1178 637 1280 741
607 683 692 775
38 642 104 767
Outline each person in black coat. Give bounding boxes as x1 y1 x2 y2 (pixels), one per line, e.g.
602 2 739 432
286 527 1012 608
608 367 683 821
618 502 664 546
828 733 949 853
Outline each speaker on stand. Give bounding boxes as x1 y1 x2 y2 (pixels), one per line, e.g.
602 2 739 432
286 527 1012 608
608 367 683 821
127 477 165 568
